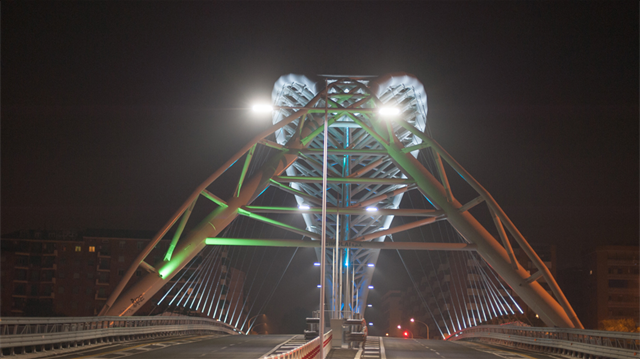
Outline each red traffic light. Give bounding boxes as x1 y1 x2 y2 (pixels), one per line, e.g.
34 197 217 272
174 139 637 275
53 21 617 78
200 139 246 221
403 331 409 337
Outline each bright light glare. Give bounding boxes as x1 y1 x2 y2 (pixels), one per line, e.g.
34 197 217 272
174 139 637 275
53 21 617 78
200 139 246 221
368 322 373 326
367 304 372 308
317 284 322 288
252 104 273 112
366 207 378 212
313 262 321 266
368 285 374 289
298 204 310 210
367 263 375 267
397 325 402 329
410 318 415 322
378 107 400 116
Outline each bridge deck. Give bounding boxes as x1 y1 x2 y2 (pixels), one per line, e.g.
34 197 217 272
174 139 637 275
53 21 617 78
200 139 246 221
23 335 582 359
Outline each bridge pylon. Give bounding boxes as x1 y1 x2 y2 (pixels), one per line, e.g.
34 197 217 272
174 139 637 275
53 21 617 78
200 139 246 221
100 73 582 330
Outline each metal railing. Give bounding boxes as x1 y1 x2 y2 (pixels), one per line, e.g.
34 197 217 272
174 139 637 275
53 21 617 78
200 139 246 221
263 330 332 359
448 322 640 359
0 315 239 355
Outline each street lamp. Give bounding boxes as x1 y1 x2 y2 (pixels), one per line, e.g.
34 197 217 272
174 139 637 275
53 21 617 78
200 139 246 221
251 103 273 112
378 107 400 116
410 318 430 339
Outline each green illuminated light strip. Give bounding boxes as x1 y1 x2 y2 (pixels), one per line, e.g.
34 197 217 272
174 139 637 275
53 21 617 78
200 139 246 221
237 208 320 240
205 238 477 251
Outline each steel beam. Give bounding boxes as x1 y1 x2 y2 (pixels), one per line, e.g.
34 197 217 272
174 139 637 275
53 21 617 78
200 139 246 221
273 176 412 185
368 120 579 328
243 206 441 217
205 238 476 251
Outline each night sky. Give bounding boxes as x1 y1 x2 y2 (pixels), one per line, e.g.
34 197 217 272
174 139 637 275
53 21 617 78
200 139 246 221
2 2 638 331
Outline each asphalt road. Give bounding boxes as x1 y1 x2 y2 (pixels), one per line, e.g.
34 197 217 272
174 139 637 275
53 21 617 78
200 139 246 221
32 334 296 359
382 338 568 359
25 335 573 359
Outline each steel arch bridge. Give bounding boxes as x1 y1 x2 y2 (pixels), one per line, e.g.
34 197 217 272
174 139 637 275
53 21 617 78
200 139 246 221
99 73 582 331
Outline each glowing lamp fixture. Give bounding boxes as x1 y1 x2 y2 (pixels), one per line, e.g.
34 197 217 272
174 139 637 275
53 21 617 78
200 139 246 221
368 322 373 326
252 104 273 112
366 207 378 212
367 263 375 267
378 107 400 116
397 325 402 329
368 285 374 289
317 284 322 288
298 204 310 210
313 262 321 266
410 318 415 322
367 304 372 308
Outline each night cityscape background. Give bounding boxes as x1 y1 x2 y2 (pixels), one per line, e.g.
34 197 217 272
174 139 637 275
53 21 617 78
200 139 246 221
2 2 637 335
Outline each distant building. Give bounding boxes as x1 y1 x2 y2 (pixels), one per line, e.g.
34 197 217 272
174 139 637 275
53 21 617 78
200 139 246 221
0 229 246 325
585 246 639 329
380 290 402 337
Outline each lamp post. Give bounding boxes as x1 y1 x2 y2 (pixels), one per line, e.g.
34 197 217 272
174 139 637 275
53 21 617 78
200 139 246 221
318 80 329 359
410 318 430 339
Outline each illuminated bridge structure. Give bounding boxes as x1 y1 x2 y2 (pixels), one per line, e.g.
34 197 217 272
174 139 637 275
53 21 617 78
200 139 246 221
94 73 583 336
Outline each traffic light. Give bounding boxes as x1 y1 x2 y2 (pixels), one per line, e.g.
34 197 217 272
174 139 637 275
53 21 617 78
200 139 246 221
403 331 409 338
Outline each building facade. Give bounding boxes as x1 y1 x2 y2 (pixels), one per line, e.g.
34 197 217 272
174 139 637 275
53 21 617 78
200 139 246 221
585 246 639 329
1 229 246 325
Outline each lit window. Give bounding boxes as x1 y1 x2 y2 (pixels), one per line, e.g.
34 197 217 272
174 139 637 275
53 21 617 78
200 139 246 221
75 246 82 252
89 246 95 252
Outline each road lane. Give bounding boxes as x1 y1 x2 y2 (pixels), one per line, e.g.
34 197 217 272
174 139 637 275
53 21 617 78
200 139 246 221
383 338 568 359
33 334 295 359
116 334 294 359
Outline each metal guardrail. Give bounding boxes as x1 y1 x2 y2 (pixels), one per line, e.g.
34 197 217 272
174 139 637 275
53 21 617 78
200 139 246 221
0 316 239 355
263 330 332 359
448 323 640 359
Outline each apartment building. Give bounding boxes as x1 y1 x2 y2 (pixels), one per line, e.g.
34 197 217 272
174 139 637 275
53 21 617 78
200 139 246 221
1 229 246 324
585 246 639 329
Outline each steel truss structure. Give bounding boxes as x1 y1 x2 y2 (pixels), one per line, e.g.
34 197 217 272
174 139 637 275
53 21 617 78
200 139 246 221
100 73 582 329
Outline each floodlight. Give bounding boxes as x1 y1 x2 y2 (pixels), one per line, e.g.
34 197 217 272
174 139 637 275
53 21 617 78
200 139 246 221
366 207 378 212
298 204 310 210
378 107 400 116
251 104 273 112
